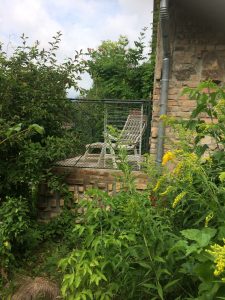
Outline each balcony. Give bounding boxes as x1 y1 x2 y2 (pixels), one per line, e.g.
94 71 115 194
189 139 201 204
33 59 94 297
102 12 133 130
57 99 152 170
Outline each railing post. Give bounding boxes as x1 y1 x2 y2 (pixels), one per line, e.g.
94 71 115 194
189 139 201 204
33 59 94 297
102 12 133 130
138 103 144 169
103 102 107 168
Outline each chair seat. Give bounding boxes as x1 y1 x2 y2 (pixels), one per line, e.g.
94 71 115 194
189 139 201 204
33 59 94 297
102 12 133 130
86 142 135 150
84 110 147 169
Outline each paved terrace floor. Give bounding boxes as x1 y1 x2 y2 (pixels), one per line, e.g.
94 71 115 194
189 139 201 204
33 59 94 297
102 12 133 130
56 153 143 170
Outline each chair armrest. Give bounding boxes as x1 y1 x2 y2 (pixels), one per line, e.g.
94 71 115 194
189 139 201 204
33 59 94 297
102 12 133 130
104 133 118 142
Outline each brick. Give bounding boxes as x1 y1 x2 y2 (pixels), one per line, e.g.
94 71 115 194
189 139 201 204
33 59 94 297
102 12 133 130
216 45 225 50
86 184 93 190
98 182 107 189
50 199 57 207
78 186 84 192
107 183 113 191
168 100 178 106
115 182 121 192
136 183 147 190
68 186 74 192
50 212 60 218
151 127 158 138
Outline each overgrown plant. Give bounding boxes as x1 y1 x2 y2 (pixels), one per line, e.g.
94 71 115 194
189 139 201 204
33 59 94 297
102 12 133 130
59 188 181 300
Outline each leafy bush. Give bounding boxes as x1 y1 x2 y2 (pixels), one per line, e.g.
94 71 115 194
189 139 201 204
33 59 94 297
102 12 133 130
0 196 30 284
59 189 180 300
0 32 84 203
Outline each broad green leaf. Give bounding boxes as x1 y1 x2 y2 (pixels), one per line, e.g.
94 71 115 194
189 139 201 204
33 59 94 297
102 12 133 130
181 228 216 247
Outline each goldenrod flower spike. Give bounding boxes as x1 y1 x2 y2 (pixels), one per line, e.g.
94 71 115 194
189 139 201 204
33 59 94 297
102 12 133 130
207 240 225 278
153 178 162 192
162 151 175 166
160 186 172 196
205 211 214 227
172 191 187 208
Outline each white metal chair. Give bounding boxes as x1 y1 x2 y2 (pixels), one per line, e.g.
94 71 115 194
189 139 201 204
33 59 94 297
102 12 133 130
83 110 147 168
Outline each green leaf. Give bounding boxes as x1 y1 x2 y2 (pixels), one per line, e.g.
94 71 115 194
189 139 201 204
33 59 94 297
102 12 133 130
219 172 225 182
137 261 152 269
12 123 22 132
154 256 166 263
156 282 164 300
141 283 157 290
29 124 44 134
181 228 216 247
164 279 181 291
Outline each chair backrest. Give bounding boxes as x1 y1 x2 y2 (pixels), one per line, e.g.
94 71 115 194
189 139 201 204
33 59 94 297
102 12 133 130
119 110 147 146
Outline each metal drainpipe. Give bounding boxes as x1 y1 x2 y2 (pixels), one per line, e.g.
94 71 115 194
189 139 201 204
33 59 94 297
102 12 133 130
156 0 170 164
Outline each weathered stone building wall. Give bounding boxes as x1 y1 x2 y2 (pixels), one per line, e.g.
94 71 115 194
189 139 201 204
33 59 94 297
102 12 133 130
38 167 148 220
150 0 225 154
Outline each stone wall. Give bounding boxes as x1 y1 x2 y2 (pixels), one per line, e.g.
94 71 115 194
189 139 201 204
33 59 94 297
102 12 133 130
150 0 225 155
38 166 148 220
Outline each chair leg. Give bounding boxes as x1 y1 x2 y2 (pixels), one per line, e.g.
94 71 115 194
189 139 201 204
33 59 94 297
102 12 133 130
97 144 106 168
134 147 141 170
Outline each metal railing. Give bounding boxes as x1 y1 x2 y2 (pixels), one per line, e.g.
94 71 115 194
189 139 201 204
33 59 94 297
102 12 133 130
57 99 152 169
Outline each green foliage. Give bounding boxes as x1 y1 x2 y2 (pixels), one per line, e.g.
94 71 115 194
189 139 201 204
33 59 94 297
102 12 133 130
42 209 77 243
0 196 30 284
0 33 86 290
59 189 180 300
84 28 154 100
150 82 225 298
0 32 83 201
182 81 225 157
58 82 225 300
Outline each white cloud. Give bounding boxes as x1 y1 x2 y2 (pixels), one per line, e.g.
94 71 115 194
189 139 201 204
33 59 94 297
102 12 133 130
0 0 154 93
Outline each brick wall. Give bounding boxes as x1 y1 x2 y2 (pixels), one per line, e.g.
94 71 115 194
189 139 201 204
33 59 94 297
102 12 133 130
38 167 148 220
150 0 225 154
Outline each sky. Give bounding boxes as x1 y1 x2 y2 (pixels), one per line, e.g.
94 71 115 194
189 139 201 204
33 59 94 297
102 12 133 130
0 0 154 95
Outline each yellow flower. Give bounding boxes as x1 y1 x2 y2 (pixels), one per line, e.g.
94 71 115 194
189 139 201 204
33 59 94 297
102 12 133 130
205 211 214 227
153 179 161 192
173 162 183 175
172 191 187 208
207 239 225 278
160 186 173 196
3 241 11 249
162 151 175 166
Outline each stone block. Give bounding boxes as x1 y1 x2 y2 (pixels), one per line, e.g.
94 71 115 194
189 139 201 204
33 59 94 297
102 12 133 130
86 184 93 191
78 186 84 192
136 183 147 190
216 45 225 50
98 182 106 189
50 212 60 219
151 127 158 138
50 199 57 207
107 183 113 191
68 186 75 192
206 45 216 51
60 198 64 207
115 182 121 192
38 200 48 209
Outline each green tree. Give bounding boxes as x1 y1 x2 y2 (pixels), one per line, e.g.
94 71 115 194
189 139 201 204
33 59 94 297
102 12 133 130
84 29 154 100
